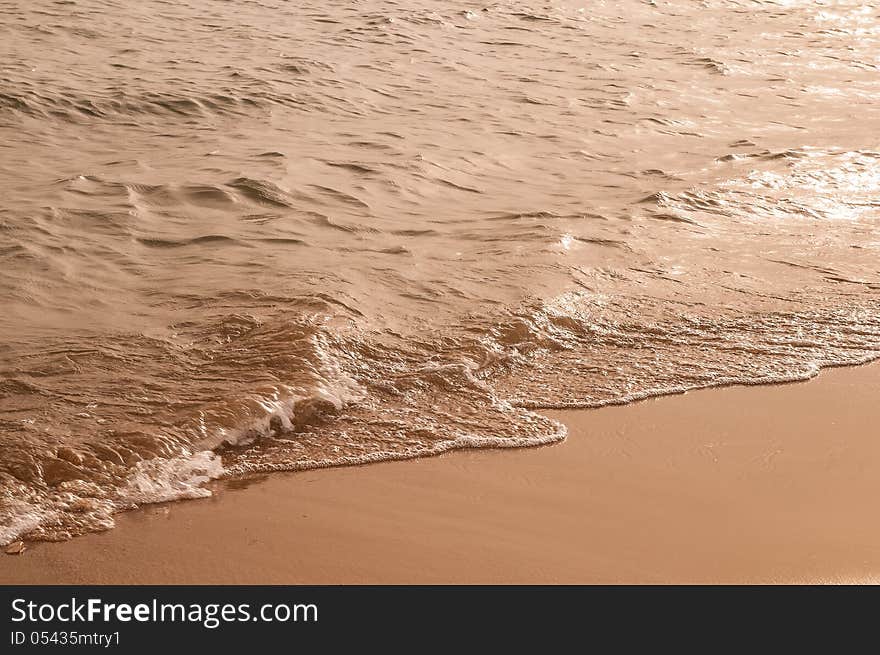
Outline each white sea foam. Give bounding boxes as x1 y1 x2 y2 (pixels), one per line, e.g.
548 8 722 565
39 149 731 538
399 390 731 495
0 501 56 547
121 451 225 505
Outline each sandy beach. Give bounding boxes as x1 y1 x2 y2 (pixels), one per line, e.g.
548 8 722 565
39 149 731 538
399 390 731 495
3 0 880 583
1 362 878 585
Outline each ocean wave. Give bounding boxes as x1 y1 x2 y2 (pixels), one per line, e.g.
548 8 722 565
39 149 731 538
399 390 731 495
2 292 879 544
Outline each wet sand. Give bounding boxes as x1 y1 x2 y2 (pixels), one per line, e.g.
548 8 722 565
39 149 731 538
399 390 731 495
2 362 879 584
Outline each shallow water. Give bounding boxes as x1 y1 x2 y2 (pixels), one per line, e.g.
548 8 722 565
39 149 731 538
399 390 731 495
1 0 878 543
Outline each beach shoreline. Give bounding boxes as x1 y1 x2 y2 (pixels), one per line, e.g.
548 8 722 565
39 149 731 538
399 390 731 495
2 361 879 585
